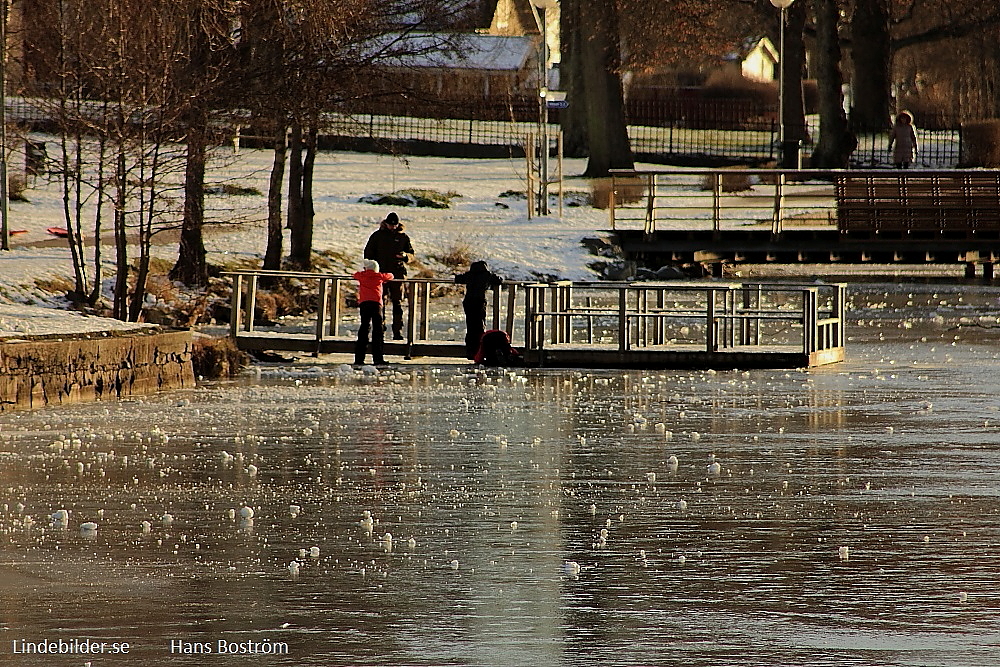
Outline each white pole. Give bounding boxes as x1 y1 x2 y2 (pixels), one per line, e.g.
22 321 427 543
0 0 9 251
538 7 548 216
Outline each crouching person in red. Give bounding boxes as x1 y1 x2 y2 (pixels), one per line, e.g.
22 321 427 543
353 259 395 365
474 329 525 367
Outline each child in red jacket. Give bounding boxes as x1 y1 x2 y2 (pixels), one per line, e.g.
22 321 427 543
353 259 395 365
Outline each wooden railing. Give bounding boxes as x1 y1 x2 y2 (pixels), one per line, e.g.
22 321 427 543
609 168 1000 236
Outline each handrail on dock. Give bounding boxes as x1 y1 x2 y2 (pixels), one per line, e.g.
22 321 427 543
521 281 845 360
223 270 525 354
222 270 845 368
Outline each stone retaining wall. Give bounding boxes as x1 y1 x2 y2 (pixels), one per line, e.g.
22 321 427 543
0 329 195 412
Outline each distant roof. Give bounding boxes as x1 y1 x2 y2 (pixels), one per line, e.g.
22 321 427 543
376 33 536 71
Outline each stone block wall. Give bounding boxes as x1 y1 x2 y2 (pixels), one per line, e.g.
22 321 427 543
0 329 195 412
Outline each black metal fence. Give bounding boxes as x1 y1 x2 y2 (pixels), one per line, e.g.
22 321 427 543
6 95 965 168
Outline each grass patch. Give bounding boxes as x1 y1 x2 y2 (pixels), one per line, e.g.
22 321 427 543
206 183 263 196
9 174 29 202
34 275 76 294
359 188 461 208
313 248 356 273
429 238 477 271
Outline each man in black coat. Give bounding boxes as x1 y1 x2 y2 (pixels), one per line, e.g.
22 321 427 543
363 212 415 339
455 260 503 359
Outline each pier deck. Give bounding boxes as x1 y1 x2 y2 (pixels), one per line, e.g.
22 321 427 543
224 272 846 370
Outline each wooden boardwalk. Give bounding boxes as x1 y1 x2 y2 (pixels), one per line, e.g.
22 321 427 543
225 271 846 370
610 169 1000 278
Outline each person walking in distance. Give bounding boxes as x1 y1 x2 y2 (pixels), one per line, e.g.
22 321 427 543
888 111 918 169
352 259 395 366
454 260 503 360
364 212 414 339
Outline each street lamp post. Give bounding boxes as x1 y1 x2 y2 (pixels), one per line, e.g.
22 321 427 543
770 0 796 168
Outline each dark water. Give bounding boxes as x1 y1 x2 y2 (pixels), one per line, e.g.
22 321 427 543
2 282 1000 666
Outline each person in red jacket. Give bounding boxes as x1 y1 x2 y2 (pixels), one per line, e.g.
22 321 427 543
353 259 395 365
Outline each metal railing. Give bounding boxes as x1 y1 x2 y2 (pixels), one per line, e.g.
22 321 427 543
224 270 845 365
521 281 845 358
225 271 525 353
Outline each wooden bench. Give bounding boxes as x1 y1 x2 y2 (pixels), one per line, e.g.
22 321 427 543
835 173 1000 233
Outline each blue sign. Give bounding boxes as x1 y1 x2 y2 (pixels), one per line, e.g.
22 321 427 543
546 100 569 109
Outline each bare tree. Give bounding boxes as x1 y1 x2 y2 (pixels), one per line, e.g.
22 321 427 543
23 0 193 320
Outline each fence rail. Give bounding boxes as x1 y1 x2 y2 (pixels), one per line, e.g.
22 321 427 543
6 95 963 167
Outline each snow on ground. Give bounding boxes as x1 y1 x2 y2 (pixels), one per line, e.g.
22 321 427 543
0 145 617 337
0 303 156 338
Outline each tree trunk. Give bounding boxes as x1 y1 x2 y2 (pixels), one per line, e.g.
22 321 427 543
263 120 286 272
560 0 588 158
297 123 318 270
170 116 209 286
849 0 892 132
287 122 310 270
113 148 129 321
781 1 809 164
811 0 857 168
580 0 633 176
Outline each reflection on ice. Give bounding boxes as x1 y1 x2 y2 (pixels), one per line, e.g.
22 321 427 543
3 283 1000 664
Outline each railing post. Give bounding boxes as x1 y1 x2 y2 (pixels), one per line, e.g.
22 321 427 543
609 173 617 230
245 274 259 333
330 278 342 337
420 281 431 341
314 277 329 356
490 287 502 331
549 284 559 344
230 273 244 339
803 288 817 353
837 283 846 348
739 285 753 346
712 172 722 232
772 172 785 235
650 287 666 345
505 284 518 343
586 295 594 344
724 287 735 349
706 288 717 353
523 284 545 363
618 286 629 352
644 173 655 234
560 282 572 343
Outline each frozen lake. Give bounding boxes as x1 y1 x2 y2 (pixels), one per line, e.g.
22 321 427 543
2 281 1000 666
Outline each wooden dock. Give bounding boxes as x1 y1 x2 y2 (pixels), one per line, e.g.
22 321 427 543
224 271 846 370
610 168 1000 278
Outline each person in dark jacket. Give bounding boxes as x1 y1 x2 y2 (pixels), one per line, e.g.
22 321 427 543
455 260 503 359
363 212 415 339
